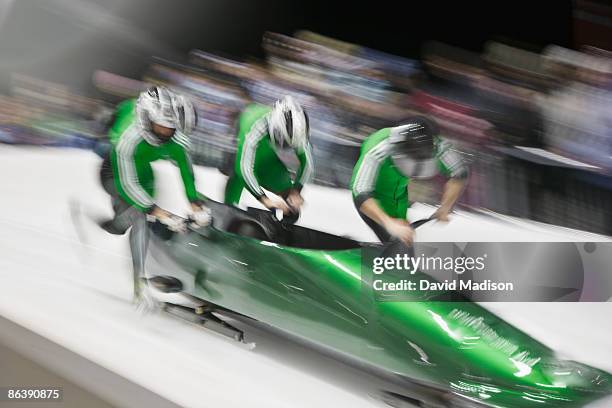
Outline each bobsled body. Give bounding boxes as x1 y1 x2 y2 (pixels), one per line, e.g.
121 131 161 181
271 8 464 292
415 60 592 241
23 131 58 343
146 201 611 408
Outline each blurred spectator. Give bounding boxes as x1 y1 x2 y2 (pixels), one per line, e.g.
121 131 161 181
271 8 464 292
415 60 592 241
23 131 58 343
1 30 611 234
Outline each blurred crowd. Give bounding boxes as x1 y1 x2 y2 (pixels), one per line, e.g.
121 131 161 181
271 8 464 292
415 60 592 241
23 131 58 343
0 31 611 234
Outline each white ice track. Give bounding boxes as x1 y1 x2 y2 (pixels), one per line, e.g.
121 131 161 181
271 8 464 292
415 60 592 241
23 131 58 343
0 145 611 408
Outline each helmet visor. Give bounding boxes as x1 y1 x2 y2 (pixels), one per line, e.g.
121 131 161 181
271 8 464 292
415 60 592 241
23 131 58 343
149 112 176 129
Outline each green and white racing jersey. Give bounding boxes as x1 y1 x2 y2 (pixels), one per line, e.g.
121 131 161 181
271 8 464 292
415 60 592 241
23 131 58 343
109 99 200 212
350 127 467 219
227 103 314 201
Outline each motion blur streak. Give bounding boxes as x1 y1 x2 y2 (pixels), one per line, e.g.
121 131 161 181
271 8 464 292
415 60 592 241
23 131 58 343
0 1 611 407
1 2 610 235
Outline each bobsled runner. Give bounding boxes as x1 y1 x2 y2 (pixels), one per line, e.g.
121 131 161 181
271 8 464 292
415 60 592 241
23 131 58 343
144 200 612 408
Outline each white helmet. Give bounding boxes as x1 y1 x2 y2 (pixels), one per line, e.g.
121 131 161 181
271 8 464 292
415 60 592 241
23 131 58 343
136 86 197 144
267 96 309 149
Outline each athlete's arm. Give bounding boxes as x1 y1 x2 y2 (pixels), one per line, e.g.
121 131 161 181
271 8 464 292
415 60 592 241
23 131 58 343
434 178 466 221
359 198 392 228
359 198 414 245
352 138 390 211
294 142 314 191
434 138 468 221
353 138 413 244
240 116 269 200
284 143 314 211
240 116 291 213
171 134 199 203
114 130 155 212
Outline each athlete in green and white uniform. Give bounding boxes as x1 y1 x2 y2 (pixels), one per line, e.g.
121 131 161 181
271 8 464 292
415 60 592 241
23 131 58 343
224 96 314 216
99 86 210 306
351 116 467 244
107 100 199 213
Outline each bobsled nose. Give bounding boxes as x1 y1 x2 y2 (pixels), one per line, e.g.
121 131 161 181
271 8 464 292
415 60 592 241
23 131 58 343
534 360 612 405
544 360 612 390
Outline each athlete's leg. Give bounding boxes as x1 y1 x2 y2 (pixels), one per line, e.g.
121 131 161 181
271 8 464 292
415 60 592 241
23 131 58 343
99 152 114 195
128 209 149 300
99 152 153 303
99 153 132 234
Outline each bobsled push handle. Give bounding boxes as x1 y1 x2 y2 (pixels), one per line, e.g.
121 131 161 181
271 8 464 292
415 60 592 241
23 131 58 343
269 208 300 226
380 218 434 253
409 217 434 229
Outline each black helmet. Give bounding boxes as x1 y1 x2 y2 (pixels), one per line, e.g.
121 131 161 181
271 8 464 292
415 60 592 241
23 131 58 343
389 116 439 178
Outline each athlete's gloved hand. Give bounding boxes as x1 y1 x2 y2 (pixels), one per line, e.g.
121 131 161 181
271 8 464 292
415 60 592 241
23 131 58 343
147 206 186 233
286 189 304 212
260 195 291 215
189 202 212 227
159 214 187 233
432 208 450 222
384 218 415 246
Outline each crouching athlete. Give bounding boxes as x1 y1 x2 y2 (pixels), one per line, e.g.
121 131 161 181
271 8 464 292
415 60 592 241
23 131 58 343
224 96 314 218
351 116 468 245
99 86 211 305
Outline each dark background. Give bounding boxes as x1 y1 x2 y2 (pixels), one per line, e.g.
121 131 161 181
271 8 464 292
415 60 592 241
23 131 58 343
123 0 574 56
0 0 574 93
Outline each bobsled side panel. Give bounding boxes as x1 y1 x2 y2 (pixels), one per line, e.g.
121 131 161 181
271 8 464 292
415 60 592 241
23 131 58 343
149 225 612 407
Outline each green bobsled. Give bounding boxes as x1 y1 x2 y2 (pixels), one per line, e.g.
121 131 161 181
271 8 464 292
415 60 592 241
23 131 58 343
146 201 612 408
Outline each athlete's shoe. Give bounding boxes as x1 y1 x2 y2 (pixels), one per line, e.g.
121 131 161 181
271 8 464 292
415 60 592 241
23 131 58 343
98 219 129 235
